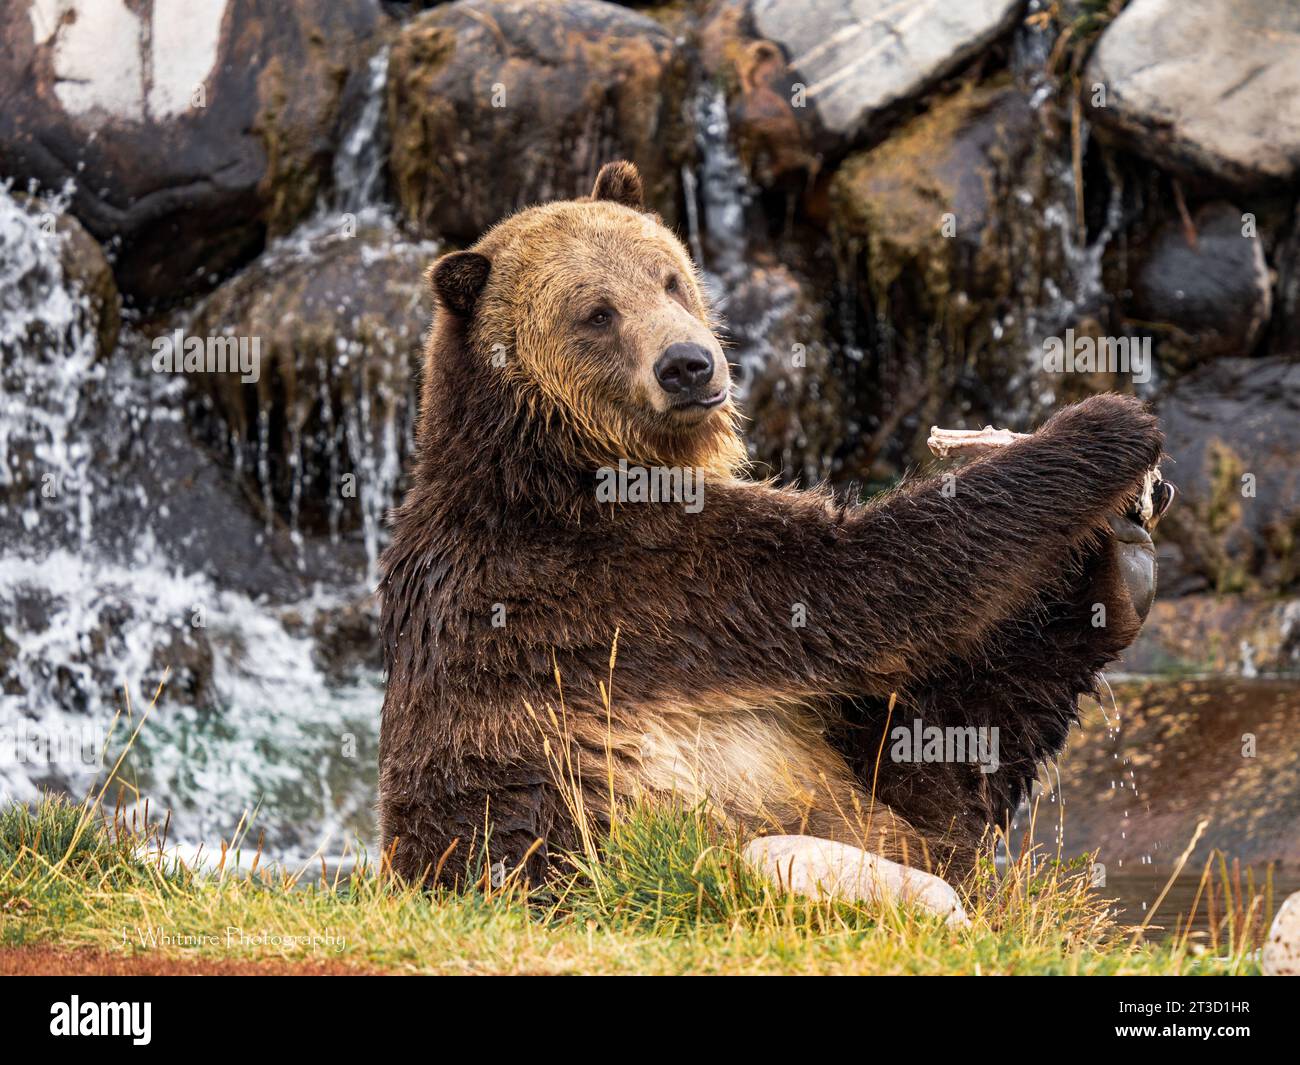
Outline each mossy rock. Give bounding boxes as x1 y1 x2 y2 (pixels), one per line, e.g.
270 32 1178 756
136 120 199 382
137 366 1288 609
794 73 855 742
387 0 692 242
188 215 438 537
1156 358 1300 596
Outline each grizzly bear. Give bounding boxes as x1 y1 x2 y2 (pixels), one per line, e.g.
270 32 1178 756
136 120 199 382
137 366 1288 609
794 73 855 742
378 161 1167 918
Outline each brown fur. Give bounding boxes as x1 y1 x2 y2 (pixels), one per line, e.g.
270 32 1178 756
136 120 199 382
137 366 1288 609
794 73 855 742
378 162 1163 886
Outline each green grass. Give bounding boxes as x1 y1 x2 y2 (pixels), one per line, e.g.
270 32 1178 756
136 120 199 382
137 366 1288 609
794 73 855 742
0 792 1263 975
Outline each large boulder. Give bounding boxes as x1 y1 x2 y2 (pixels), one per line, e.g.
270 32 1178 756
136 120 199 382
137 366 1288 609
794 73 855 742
828 80 1103 473
701 0 1023 183
0 0 383 305
1127 202 1271 371
1155 358 1300 596
186 213 437 545
1086 0 1300 188
831 82 1035 294
387 0 691 242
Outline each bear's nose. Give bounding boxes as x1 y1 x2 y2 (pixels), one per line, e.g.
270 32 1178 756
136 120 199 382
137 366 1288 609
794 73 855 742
654 343 714 394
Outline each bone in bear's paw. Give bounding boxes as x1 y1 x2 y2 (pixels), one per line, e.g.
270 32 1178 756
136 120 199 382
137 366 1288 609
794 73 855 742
927 423 1174 532
925 424 1028 460
743 834 970 928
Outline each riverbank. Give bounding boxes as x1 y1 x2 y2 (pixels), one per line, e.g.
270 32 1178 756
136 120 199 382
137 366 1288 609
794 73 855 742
0 795 1267 976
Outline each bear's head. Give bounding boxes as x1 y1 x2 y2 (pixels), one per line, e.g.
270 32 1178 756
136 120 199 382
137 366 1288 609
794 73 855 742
424 161 745 478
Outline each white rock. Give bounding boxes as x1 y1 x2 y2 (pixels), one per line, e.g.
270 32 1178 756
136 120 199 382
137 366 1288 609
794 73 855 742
751 0 1022 141
1262 890 1300 976
28 0 227 123
1086 0 1300 186
743 833 970 927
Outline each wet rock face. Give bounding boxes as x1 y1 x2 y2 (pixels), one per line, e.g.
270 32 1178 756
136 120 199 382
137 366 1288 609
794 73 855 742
1129 203 1271 370
698 0 819 190
828 81 1076 472
721 261 843 484
187 214 437 546
0 191 120 363
387 0 691 242
746 0 1022 150
49 208 121 360
831 82 1035 288
1155 358 1300 595
0 0 383 305
1086 0 1300 188
1054 679 1300 871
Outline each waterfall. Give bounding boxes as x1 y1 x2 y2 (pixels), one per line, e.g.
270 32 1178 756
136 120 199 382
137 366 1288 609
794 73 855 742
332 45 392 217
686 84 752 287
191 40 430 584
1006 2 1141 412
681 85 772 399
0 188 102 550
0 83 403 855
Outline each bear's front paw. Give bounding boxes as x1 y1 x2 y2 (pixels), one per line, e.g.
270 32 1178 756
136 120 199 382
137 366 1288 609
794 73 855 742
1111 467 1176 621
1130 466 1176 529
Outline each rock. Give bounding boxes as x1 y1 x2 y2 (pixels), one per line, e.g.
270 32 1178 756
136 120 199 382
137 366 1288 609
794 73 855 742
50 208 121 359
831 82 1035 288
698 0 820 189
1129 203 1271 370
743 834 969 927
1155 358 1300 595
1 185 360 599
1124 596 1300 676
387 0 690 243
308 593 382 686
186 213 437 543
1263 891 1300 976
721 260 843 484
1085 0 1300 188
731 0 1022 154
0 0 383 304
1271 206 1300 352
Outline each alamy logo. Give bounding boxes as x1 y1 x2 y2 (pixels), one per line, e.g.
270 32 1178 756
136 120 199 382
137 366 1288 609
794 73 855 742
1041 328 1151 384
890 719 1000 774
152 328 261 383
49 997 151 1045
595 460 704 514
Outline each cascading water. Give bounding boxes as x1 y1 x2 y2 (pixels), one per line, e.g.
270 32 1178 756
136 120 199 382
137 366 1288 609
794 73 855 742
0 44 412 859
681 84 836 484
682 85 752 288
333 46 392 216
0 187 101 549
1005 5 1143 413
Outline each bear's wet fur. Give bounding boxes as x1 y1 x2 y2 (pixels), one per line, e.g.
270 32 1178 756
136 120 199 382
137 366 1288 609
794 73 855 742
378 161 1164 886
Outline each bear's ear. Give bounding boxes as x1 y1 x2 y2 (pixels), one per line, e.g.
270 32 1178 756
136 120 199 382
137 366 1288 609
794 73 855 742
427 250 491 318
591 160 644 211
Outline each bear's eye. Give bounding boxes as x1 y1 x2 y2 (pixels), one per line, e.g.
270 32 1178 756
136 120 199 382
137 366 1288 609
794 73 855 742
586 308 613 327
665 275 680 294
